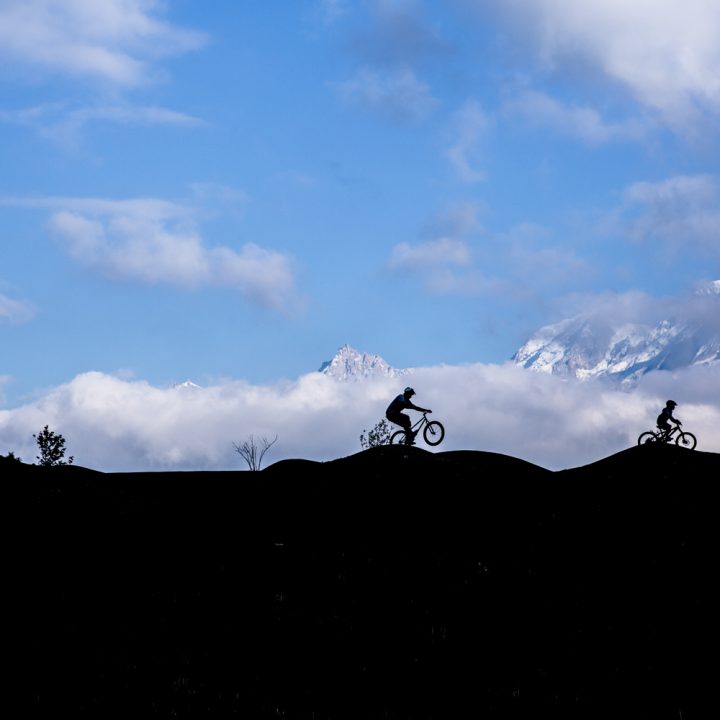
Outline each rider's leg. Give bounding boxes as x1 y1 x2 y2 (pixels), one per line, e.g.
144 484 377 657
400 415 414 444
387 413 413 443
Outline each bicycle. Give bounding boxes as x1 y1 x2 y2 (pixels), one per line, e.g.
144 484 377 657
389 412 445 447
637 424 697 450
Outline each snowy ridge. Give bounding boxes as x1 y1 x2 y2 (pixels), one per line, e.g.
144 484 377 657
513 282 720 383
173 380 202 389
695 279 720 296
319 344 407 381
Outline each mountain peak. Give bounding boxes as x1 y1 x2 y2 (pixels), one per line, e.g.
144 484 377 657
174 379 202 389
319 345 407 381
695 279 720 296
513 287 720 383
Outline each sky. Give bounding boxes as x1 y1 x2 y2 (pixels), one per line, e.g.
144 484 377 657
1 0 719 471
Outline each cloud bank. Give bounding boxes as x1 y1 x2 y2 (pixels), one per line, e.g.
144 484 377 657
2 363 718 473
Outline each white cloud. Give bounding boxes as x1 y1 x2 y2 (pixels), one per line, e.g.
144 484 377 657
327 0 446 123
0 102 204 147
0 1 207 144
332 66 440 123
353 0 448 67
0 0 207 87
481 0 720 133
493 223 593 292
188 183 249 208
0 375 12 406
509 244 592 288
422 200 484 238
388 238 490 295
620 174 720 257
389 237 472 271
320 0 351 25
502 89 650 144
554 288 659 324
445 99 491 182
0 291 35 323
387 201 494 294
393 212 594 300
1 363 718 472
1 194 300 312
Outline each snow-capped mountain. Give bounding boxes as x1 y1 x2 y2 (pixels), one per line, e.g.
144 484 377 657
696 279 720 296
512 281 720 383
173 379 202 389
319 344 408 381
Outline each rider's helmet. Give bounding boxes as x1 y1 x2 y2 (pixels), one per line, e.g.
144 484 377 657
666 400 677 408
404 387 416 396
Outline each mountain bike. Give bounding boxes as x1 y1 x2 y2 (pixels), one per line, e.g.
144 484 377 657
389 412 445 447
637 424 697 450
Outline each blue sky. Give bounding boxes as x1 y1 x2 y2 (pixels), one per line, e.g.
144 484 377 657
1 0 719 470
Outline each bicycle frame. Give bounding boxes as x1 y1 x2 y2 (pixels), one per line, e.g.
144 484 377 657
659 426 680 441
638 423 697 450
408 413 430 433
389 412 445 447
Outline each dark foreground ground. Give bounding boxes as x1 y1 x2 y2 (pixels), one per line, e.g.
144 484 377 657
9 443 720 718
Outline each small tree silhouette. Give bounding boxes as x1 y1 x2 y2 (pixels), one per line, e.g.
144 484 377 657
233 434 278 471
360 418 392 449
34 425 74 467
1 451 22 464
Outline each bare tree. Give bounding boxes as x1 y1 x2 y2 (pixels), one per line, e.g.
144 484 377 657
232 434 278 471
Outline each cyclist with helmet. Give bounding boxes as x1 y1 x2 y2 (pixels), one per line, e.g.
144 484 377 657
386 387 432 445
657 400 682 441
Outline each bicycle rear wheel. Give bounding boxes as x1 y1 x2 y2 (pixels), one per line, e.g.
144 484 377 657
423 420 445 446
390 430 408 445
638 431 657 446
675 432 697 450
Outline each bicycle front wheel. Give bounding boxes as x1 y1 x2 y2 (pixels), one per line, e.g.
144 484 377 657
423 420 445 446
675 432 697 450
390 431 408 445
638 431 657 446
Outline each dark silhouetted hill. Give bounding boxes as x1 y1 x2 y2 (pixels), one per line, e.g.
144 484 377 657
11 444 719 718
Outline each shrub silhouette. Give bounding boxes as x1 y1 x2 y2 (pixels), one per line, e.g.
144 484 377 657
34 425 74 467
360 418 392 449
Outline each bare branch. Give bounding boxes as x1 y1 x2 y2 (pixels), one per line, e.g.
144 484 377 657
233 434 278 471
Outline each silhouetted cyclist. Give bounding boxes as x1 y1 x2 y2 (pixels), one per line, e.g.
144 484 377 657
657 400 682 441
386 387 432 445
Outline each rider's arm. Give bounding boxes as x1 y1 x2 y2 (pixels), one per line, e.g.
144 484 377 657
410 402 431 413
